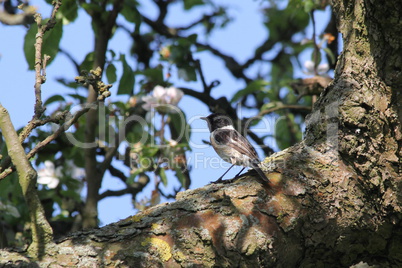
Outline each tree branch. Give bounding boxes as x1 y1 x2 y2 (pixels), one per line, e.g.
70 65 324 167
0 103 96 180
0 1 35 25
82 0 124 229
98 173 150 200
32 0 62 119
108 165 127 183
259 104 312 116
58 48 81 74
195 42 251 82
0 104 53 258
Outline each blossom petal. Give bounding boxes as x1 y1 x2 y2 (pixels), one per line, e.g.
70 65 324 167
153 85 167 99
317 63 329 74
304 60 315 73
47 177 60 189
167 87 184 105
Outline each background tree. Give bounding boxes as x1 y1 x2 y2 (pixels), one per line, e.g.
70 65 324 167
3 0 400 266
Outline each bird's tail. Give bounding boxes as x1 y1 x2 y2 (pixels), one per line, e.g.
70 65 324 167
251 161 270 183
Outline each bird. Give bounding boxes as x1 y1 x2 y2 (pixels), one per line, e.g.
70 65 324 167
201 113 269 183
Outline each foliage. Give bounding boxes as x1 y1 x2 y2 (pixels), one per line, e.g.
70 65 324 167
0 0 337 247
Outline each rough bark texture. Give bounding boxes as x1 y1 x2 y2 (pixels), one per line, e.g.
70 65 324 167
82 0 123 229
0 105 54 259
1 0 402 267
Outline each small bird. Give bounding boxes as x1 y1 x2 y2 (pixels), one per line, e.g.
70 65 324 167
201 113 269 183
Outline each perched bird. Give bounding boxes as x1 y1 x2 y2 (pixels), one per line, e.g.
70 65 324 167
201 113 269 183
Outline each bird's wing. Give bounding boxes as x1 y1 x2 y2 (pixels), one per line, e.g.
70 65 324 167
213 129 260 160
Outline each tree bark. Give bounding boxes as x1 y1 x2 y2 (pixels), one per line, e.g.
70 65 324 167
1 0 402 267
82 0 124 229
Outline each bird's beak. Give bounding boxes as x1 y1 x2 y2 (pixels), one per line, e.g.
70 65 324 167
200 117 207 121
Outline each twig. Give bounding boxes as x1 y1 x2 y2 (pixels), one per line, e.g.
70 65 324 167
310 10 320 75
176 11 221 31
195 42 251 82
32 0 62 119
58 48 81 74
0 103 96 180
26 103 96 160
19 111 69 143
33 13 46 118
259 104 311 116
98 174 150 200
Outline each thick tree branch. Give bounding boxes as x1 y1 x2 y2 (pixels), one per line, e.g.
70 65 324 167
0 104 53 258
82 0 124 229
108 164 127 183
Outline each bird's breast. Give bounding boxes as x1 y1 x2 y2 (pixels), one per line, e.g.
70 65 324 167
210 132 252 166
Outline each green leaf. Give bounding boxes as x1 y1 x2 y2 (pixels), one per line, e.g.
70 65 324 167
142 146 159 157
323 47 336 65
311 49 322 67
189 34 198 43
106 63 117 84
81 3 103 13
169 111 190 143
60 189 80 201
264 5 309 42
184 0 204 10
178 67 196 81
44 94 65 106
231 80 269 103
275 114 302 150
59 0 78 23
142 68 164 84
121 0 141 24
271 52 293 86
24 19 63 70
118 54 135 95
56 78 80 89
68 93 87 103
261 101 281 112
80 52 94 72
159 168 168 187
174 167 187 188
126 173 138 185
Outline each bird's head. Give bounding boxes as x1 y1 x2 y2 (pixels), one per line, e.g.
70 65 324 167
201 113 233 132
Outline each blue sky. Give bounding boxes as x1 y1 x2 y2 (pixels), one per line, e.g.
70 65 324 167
0 0 331 226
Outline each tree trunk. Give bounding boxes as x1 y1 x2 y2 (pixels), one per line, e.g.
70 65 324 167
1 0 402 266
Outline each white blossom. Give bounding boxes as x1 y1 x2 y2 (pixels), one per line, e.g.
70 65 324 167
37 160 85 189
304 60 329 75
142 85 184 113
37 161 60 189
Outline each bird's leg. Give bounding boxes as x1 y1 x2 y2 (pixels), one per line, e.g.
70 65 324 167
212 164 235 183
234 167 246 178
